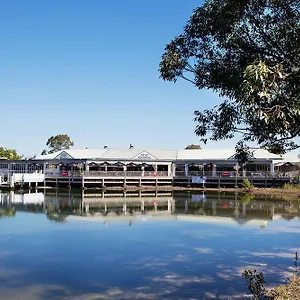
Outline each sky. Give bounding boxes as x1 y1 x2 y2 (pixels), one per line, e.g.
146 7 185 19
0 0 240 157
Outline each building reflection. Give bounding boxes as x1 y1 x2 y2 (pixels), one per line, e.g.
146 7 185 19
0 190 299 226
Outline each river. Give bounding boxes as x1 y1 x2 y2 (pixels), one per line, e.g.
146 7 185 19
0 190 299 299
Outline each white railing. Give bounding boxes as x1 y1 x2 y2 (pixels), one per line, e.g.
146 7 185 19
175 171 296 178
83 171 169 177
12 173 45 183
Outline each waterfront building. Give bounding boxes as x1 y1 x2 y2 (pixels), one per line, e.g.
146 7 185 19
0 147 298 188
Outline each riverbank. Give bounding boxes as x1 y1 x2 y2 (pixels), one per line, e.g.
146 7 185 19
268 275 300 299
4 184 300 199
88 185 300 198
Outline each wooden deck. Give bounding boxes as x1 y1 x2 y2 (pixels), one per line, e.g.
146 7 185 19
0 172 292 189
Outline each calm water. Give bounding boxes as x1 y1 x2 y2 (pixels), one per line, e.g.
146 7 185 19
0 190 299 300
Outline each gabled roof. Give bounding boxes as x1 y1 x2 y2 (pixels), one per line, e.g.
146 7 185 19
35 148 178 161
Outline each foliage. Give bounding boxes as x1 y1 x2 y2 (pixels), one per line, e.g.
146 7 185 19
159 0 300 154
242 269 266 299
0 147 21 160
47 213 66 223
242 178 254 190
243 252 300 300
241 193 255 204
41 149 48 155
235 141 254 166
282 183 300 190
44 134 74 154
295 252 299 275
0 208 16 217
267 275 300 300
185 144 201 149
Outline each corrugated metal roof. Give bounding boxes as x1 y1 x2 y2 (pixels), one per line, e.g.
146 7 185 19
282 151 300 163
252 149 282 160
177 149 235 160
34 147 283 161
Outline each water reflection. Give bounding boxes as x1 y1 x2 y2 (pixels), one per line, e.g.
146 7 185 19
0 190 299 227
0 190 299 299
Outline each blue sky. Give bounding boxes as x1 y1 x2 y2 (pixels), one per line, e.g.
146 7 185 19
1 0 239 156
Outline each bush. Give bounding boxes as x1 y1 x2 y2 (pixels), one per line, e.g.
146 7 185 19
283 183 300 190
242 269 266 299
244 252 300 300
241 194 255 204
242 178 254 190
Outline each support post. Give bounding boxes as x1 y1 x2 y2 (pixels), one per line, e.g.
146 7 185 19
168 199 172 213
184 200 188 213
172 163 176 177
270 161 275 177
154 201 157 212
212 164 217 177
187 176 191 187
123 165 127 187
242 202 247 217
141 166 145 177
242 165 246 177
212 201 217 216
141 200 144 212
270 203 275 220
184 164 189 177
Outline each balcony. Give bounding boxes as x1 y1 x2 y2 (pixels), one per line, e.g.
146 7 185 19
83 171 169 177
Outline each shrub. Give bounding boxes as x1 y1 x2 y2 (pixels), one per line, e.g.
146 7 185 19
242 269 266 299
242 178 254 190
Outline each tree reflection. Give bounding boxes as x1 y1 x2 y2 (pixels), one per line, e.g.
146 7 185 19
0 208 16 217
46 213 66 223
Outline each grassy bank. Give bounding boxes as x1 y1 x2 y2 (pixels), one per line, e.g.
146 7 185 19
23 183 300 198
248 184 300 197
268 275 300 299
93 185 300 197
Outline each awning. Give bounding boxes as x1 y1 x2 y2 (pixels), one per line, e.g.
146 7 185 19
111 161 126 166
126 162 137 167
275 162 296 167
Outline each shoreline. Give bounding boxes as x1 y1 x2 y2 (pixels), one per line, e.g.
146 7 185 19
2 185 300 198
39 185 300 198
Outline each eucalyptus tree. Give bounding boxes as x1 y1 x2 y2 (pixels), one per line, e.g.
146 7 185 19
160 0 300 154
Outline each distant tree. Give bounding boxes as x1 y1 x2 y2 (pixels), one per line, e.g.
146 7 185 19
185 144 201 150
0 147 21 160
45 134 74 154
159 0 300 154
